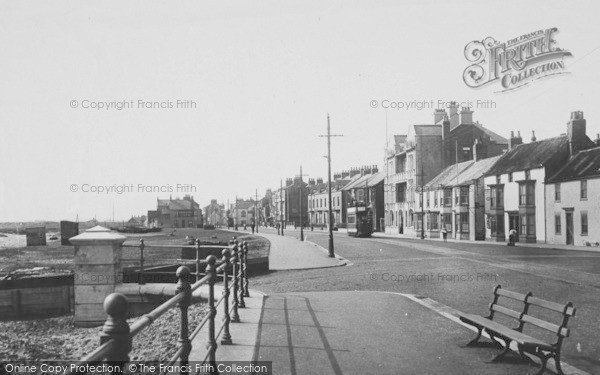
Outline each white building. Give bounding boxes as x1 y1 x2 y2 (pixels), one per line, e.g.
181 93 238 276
545 146 600 246
483 111 595 243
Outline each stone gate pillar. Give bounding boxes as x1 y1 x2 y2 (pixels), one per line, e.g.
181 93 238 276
70 225 126 326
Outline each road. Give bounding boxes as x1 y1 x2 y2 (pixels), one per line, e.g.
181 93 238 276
250 227 600 374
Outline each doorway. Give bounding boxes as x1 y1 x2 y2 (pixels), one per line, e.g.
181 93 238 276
566 212 574 245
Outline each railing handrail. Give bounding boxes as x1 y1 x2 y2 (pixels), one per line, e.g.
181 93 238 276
66 238 251 375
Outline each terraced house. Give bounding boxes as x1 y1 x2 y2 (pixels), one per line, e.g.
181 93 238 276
484 111 596 243
545 136 600 246
384 103 507 237
424 153 500 240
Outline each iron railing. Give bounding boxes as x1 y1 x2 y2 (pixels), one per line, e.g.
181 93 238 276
67 239 250 375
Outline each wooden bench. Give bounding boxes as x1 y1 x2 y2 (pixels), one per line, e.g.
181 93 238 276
459 285 576 375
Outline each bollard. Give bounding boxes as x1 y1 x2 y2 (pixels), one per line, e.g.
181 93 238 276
139 239 145 285
220 249 232 345
100 293 131 374
195 239 201 282
243 241 250 298
176 266 192 373
206 255 218 369
230 244 240 323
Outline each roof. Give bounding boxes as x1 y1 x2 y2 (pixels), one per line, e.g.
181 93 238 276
547 147 600 183
343 171 385 190
235 200 254 210
472 123 508 144
485 136 569 176
413 124 442 136
158 198 199 210
426 156 501 188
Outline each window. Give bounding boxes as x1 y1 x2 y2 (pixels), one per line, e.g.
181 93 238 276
396 155 406 173
520 214 535 236
581 211 588 235
434 191 438 207
490 214 504 235
426 191 430 207
524 169 531 180
555 183 561 202
396 183 406 202
454 188 460 205
241 210 246 218
555 213 561 234
356 189 364 202
443 188 452 206
519 183 535 206
455 213 469 233
508 173 513 182
428 213 438 230
460 186 469 205
581 180 587 200
496 175 501 184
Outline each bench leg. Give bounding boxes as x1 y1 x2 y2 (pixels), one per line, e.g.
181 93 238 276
490 341 511 363
464 328 503 349
465 327 483 347
533 353 550 375
553 354 564 375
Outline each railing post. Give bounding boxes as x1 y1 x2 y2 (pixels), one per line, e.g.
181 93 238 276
139 239 145 285
243 241 250 298
206 255 218 370
100 293 131 374
220 249 232 345
195 238 201 282
230 244 240 323
176 266 192 373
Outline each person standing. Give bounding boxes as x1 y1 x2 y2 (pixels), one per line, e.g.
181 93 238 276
250 217 255 234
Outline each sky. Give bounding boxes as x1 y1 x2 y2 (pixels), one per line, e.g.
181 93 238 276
1 0 599 222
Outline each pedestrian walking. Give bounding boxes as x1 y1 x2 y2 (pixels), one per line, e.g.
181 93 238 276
251 217 255 234
441 227 448 242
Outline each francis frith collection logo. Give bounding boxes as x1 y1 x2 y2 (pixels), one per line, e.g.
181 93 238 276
463 28 572 92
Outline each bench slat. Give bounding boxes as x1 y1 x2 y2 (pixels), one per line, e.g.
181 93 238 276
527 296 576 316
490 304 521 320
521 314 569 337
496 288 529 302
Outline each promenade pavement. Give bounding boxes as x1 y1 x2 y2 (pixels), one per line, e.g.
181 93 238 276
210 227 589 375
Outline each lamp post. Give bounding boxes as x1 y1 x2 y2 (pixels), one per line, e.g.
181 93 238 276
300 165 304 241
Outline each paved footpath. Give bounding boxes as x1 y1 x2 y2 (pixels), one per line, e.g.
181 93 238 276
258 231 348 270
254 291 548 375
212 228 589 375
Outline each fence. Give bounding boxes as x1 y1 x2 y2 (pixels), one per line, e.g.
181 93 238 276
67 239 250 375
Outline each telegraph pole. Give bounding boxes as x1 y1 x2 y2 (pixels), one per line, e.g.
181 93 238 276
255 189 259 233
299 166 304 241
280 179 284 236
319 114 343 257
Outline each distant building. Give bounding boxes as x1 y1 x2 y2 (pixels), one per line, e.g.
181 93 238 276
484 111 595 243
307 173 353 227
343 168 385 232
283 177 308 227
424 154 500 240
545 129 600 246
147 195 202 228
231 199 256 227
385 103 507 237
204 199 225 226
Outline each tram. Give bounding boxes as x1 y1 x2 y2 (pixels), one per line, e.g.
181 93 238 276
346 202 373 237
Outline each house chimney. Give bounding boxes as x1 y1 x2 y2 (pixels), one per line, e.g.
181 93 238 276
473 139 479 162
531 130 537 142
317 178 323 184
373 165 379 173
350 168 360 177
442 114 450 141
460 107 474 125
433 109 447 124
341 170 350 179
567 111 587 156
595 133 600 147
309 178 315 186
448 102 460 129
508 130 523 150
